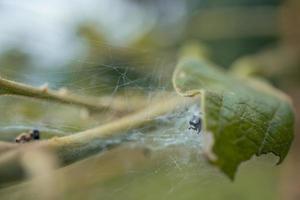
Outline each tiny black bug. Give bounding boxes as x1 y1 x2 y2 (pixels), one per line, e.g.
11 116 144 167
31 129 40 140
188 115 202 134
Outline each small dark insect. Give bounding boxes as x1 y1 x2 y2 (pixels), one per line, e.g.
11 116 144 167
15 129 40 143
189 115 202 134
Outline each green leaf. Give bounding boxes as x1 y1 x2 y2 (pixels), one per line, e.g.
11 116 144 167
172 53 295 179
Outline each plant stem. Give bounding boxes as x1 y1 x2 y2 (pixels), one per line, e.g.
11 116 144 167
0 141 16 154
47 94 193 163
0 95 195 183
0 77 142 113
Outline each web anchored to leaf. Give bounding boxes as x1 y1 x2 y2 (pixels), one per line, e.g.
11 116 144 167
172 46 295 179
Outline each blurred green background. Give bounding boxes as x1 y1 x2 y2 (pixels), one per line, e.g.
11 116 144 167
0 0 300 199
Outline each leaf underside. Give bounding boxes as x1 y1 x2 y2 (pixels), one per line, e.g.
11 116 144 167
173 57 294 179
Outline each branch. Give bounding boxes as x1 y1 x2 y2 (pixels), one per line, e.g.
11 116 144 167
0 141 16 154
0 94 195 183
0 76 143 113
47 94 193 163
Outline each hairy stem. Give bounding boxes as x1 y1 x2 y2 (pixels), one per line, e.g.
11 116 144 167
48 94 192 163
0 95 194 183
0 77 143 113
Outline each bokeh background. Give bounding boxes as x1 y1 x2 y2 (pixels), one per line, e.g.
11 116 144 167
0 0 299 199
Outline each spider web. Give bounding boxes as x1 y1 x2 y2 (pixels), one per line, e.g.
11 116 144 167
0 31 211 199
0 1 282 200
0 33 280 200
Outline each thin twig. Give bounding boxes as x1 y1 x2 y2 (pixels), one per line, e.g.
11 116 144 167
0 76 143 113
48 94 193 163
0 95 195 183
0 141 17 154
